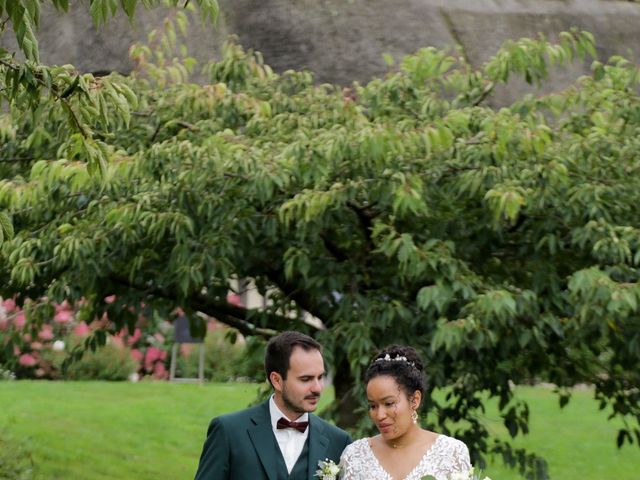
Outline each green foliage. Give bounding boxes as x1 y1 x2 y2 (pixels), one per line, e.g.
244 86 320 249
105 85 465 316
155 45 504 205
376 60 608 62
0 428 35 480
1 21 639 478
0 211 13 243
55 340 138 380
0 0 218 63
177 329 264 382
0 0 218 241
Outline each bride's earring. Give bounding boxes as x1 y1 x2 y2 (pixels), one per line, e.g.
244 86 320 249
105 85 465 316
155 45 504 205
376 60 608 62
411 409 418 424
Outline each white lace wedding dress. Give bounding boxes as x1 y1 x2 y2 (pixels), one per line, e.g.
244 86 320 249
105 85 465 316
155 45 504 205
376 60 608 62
339 435 471 480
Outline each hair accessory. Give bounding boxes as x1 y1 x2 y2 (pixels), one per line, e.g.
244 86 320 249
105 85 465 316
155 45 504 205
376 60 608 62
374 353 416 367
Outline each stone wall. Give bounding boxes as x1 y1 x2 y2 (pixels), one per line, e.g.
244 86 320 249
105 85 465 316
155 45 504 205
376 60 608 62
3 0 640 102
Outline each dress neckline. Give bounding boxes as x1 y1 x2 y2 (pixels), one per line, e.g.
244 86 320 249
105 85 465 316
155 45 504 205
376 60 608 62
365 434 443 480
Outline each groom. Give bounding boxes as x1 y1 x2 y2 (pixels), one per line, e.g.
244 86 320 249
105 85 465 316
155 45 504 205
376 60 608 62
194 330 352 479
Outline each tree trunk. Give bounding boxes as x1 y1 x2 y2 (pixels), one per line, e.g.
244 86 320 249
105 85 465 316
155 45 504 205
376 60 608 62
331 355 361 430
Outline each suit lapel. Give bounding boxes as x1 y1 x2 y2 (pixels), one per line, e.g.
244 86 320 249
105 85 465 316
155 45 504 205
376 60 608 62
307 415 330 480
247 402 279 480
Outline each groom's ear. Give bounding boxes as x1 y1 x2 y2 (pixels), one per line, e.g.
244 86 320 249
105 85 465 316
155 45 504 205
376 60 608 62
270 371 283 391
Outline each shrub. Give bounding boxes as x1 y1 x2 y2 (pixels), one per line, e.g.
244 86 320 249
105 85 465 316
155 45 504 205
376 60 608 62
176 329 263 382
60 340 138 381
1 297 172 380
236 335 267 382
118 321 171 380
0 429 35 480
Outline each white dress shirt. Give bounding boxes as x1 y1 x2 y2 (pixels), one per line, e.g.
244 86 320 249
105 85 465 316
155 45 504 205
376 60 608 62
269 395 309 473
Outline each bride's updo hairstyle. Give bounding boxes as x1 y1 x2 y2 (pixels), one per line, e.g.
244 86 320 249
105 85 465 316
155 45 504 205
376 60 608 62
364 345 425 397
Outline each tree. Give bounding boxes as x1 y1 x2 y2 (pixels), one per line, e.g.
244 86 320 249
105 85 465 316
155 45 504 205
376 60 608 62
0 0 218 242
1 10 639 477
1 1 218 63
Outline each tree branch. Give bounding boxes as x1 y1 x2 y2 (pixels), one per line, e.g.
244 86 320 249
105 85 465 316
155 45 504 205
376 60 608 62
347 201 377 252
472 81 495 107
0 157 35 163
1 58 89 138
320 233 348 262
107 274 292 338
262 267 334 327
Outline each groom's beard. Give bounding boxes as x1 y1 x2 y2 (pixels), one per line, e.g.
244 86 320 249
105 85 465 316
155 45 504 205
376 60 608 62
282 387 321 414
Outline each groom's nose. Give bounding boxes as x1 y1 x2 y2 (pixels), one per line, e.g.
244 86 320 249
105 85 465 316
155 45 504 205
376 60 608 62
311 377 324 393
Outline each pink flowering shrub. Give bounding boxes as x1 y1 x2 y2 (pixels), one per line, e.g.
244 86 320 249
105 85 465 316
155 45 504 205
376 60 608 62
0 299 74 379
112 322 170 380
18 354 37 367
0 297 171 380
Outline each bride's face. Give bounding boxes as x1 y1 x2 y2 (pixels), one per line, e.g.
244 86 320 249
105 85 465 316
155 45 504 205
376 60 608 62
366 375 416 440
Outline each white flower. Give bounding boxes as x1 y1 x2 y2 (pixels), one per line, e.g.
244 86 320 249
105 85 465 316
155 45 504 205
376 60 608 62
315 458 340 480
444 467 492 480
52 340 65 351
128 372 140 383
450 472 469 480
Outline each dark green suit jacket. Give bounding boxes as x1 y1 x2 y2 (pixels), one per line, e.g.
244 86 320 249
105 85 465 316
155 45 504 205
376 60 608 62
194 400 352 480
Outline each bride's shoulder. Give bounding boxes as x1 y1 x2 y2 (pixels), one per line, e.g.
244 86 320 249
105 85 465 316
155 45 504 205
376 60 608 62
434 434 470 455
343 437 372 456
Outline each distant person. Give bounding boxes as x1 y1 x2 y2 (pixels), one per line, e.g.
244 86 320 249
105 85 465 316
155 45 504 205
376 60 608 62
339 345 471 480
194 330 351 480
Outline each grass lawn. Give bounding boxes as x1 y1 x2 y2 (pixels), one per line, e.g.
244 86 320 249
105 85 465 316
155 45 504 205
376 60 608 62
0 381 637 479
0 381 261 480
481 386 639 479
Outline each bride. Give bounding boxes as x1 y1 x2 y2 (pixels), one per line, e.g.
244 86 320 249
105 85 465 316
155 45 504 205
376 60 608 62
339 345 471 480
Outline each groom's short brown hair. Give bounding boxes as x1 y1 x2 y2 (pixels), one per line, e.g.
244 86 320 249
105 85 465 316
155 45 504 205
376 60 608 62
264 331 322 385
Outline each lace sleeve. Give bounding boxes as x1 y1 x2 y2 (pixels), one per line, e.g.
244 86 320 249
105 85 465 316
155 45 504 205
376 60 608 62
338 447 353 480
450 439 472 473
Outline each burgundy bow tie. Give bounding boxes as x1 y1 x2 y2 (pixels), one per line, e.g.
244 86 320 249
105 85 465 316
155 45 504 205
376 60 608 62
277 417 308 433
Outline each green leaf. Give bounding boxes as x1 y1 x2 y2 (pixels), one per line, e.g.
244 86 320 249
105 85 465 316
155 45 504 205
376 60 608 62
617 429 631 448
121 0 137 18
197 0 219 25
0 212 14 244
51 0 71 11
417 284 452 314
60 75 80 99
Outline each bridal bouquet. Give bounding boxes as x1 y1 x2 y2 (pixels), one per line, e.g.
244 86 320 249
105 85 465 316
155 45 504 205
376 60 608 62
315 459 341 480
422 467 492 480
